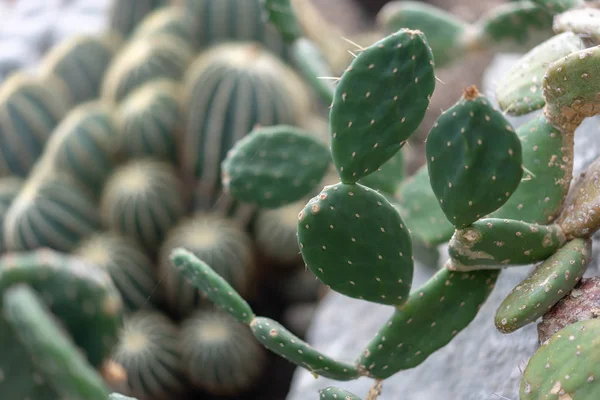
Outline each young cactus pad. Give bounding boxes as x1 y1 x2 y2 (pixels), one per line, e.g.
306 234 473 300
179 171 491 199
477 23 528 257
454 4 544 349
554 8 600 45
3 284 110 400
170 248 255 324
426 86 523 228
356 267 499 379
447 219 567 271
169 248 360 381
319 386 362 400
297 182 413 306
329 28 435 183
520 318 600 399
495 238 591 334
221 125 331 208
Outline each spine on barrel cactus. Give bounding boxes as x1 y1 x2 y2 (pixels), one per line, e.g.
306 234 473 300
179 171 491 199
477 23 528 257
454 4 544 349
179 307 267 395
40 101 120 197
0 249 124 399
0 73 71 177
108 0 169 40
115 79 183 164
101 35 193 103
3 168 101 253
39 33 121 106
157 212 256 318
99 158 187 255
180 41 310 222
110 310 186 400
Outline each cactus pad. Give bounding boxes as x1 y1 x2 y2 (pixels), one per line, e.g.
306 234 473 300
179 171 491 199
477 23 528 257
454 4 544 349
495 32 585 116
554 8 600 45
426 86 523 228
319 386 362 400
520 318 600 399
169 248 255 324
297 182 413 305
489 114 574 224
395 164 455 247
358 147 405 194
543 46 600 134
221 125 331 208
356 267 499 379
3 284 110 400
250 317 360 380
558 157 600 239
495 238 591 334
329 29 435 183
447 219 566 271
260 0 303 42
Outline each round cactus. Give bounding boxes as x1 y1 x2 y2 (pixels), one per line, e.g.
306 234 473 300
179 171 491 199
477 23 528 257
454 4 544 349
116 79 182 164
101 35 193 103
99 158 187 254
132 5 199 49
180 308 267 395
0 177 24 252
73 232 161 313
180 41 310 214
4 169 101 252
0 73 71 177
110 310 186 400
41 101 120 196
39 33 121 105
108 0 170 40
157 212 256 318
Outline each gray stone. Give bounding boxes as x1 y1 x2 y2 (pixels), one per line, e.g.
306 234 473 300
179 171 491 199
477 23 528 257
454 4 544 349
285 53 600 400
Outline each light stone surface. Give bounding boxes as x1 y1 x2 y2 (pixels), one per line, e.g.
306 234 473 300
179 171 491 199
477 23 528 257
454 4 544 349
286 53 600 400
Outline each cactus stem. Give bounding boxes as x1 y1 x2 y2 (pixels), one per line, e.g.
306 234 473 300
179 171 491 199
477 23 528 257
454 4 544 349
366 379 384 400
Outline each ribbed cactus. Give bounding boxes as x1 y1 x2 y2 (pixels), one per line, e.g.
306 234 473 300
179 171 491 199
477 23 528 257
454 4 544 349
108 0 169 40
131 6 199 49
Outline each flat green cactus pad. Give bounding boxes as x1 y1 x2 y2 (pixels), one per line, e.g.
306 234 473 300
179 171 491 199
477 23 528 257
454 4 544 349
496 32 585 116
260 0 303 42
495 238 591 334
520 318 600 399
221 125 331 209
0 249 123 368
490 114 574 224
3 285 110 400
356 266 499 379
543 45 600 134
169 248 255 324
318 386 362 399
377 1 469 68
395 164 456 247
447 219 566 271
250 317 359 380
329 28 435 183
426 86 523 228
558 157 600 239
297 182 413 306
358 147 404 194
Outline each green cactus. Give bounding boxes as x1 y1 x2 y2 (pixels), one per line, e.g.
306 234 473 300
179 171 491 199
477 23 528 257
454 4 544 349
0 177 24 252
99 159 187 254
221 125 331 208
110 310 186 400
40 33 121 105
0 73 71 177
116 79 183 163
426 86 523 229
73 233 161 313
329 29 435 184
0 249 124 399
180 308 267 395
101 35 193 103
108 0 169 40
132 6 199 49
357 148 405 195
447 219 566 271
318 386 362 400
495 238 591 334
530 0 585 14
495 32 585 116
554 8 600 44
157 212 256 318
520 318 600 399
40 101 120 196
